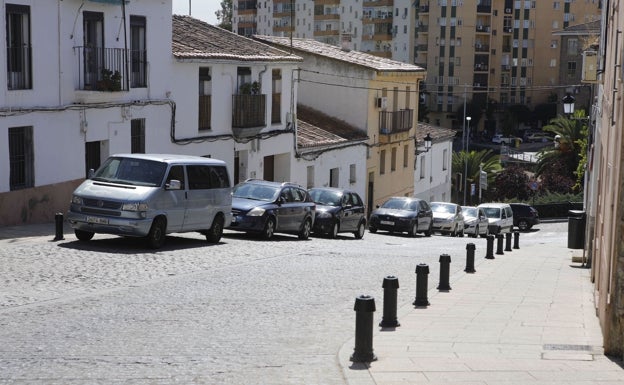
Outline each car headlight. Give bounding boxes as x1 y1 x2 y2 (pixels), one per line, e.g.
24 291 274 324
247 207 266 216
71 195 83 205
316 211 332 219
122 202 149 211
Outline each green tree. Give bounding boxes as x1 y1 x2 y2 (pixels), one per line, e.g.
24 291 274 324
216 0 232 31
452 149 502 204
537 110 588 192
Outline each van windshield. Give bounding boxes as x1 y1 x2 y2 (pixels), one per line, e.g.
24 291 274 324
92 157 167 187
482 207 501 218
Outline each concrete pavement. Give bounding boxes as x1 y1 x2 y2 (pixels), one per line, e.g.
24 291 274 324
339 240 624 384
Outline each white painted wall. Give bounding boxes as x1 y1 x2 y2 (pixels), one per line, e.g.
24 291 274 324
413 140 453 202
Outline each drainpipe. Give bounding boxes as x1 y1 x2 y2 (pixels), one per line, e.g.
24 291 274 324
121 0 129 91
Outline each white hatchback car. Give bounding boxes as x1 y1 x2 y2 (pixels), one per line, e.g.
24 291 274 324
477 203 514 234
431 202 464 237
461 206 489 238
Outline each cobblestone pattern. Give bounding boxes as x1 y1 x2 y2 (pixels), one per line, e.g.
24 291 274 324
0 224 565 384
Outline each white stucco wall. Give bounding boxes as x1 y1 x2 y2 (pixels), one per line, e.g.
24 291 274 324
413 139 453 202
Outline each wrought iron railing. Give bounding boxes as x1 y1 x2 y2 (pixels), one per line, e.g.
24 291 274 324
199 95 212 130
232 94 266 128
6 45 32 90
74 46 131 91
379 109 413 135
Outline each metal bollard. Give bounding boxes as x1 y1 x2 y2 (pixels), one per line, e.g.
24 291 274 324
379 276 400 328
350 295 377 362
485 234 495 259
496 233 505 255
505 232 513 251
437 254 452 291
513 231 520 249
413 263 430 307
54 212 64 241
465 243 476 273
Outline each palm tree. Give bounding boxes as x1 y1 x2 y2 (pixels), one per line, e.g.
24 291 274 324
537 110 588 192
452 149 502 204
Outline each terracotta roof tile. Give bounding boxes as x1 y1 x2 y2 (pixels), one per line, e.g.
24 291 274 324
253 35 425 72
172 15 302 62
297 105 368 149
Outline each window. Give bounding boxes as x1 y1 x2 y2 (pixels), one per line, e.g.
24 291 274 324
6 4 32 90
8 126 34 190
403 145 409 168
83 11 104 90
567 38 579 56
567 61 577 77
349 164 356 183
187 166 230 189
199 67 211 130
330 168 339 187
166 165 185 188
131 118 145 153
272 69 282 124
391 147 397 172
419 155 425 179
442 149 448 170
130 16 146 87
307 165 314 188
380 150 386 175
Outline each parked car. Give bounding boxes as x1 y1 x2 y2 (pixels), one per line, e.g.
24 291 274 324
228 179 315 240
308 187 367 239
461 206 489 238
491 134 523 146
477 203 514 234
431 202 464 236
525 132 555 143
67 154 232 249
368 197 433 237
510 203 540 231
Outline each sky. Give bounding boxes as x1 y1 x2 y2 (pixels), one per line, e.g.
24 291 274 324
172 0 220 25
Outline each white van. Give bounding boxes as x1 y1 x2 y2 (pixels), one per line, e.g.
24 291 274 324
67 154 232 248
477 203 514 234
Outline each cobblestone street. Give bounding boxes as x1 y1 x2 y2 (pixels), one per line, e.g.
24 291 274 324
0 223 567 384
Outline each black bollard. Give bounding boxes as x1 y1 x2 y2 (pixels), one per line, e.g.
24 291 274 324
465 243 476 273
485 234 495 259
379 276 400 328
513 231 520 249
505 232 512 252
496 233 505 255
413 263 430 307
350 295 377 362
54 212 64 241
437 254 452 291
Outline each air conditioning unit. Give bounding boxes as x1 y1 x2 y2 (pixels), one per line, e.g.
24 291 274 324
375 96 388 109
505 8 511 13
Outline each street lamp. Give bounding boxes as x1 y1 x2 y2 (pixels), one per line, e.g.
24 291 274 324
463 116 471 206
424 133 433 199
562 93 575 115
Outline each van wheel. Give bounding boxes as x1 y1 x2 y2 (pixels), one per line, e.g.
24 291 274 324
206 215 224 243
262 217 275 240
298 217 312 240
146 217 166 249
75 229 94 241
353 221 366 239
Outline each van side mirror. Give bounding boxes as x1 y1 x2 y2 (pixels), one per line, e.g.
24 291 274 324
87 169 95 179
166 179 181 190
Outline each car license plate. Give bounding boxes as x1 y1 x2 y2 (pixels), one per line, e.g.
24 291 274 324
86 216 108 225
380 220 394 226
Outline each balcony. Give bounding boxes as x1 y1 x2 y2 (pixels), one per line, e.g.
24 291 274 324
379 109 414 135
232 94 266 138
503 26 512 33
74 46 133 91
474 44 490 52
477 4 492 13
476 25 490 33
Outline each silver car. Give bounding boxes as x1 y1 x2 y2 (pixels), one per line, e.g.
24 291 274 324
461 206 489 238
431 202 464 237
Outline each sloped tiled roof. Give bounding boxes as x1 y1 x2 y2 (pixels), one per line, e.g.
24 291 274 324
254 35 425 73
172 15 302 62
553 20 601 36
297 105 368 149
416 122 457 145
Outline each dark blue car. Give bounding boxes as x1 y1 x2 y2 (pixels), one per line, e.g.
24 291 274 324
227 180 315 240
369 197 433 237
308 187 367 239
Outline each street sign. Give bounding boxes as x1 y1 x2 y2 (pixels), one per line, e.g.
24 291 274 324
529 181 539 191
480 171 487 190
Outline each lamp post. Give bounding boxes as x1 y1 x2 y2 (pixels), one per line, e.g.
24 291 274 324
562 93 575 116
463 116 471 206
424 133 433 200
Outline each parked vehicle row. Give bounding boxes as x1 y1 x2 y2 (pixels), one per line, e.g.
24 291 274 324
67 154 539 248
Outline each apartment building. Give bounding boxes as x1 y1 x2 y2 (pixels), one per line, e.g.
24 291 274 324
233 1 600 130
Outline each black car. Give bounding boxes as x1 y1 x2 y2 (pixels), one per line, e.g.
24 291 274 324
509 203 540 231
368 197 433 237
228 180 316 240
308 187 367 239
